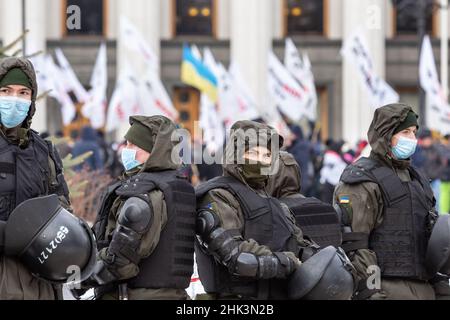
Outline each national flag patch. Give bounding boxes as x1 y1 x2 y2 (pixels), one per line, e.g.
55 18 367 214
339 196 350 204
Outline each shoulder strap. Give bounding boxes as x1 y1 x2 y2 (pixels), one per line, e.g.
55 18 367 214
196 176 269 220
35 134 71 201
115 170 180 197
31 131 50 153
341 157 409 206
0 136 14 176
370 166 409 205
0 134 9 149
92 180 123 248
195 176 226 200
115 170 194 218
340 157 379 185
409 166 436 206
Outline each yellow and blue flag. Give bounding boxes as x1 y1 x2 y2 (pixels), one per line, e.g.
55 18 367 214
339 195 350 204
181 44 218 102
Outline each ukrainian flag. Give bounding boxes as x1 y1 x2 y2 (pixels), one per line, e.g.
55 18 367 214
181 44 218 102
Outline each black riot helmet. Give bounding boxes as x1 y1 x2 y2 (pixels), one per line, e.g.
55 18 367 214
288 246 355 300
4 195 96 283
426 214 450 276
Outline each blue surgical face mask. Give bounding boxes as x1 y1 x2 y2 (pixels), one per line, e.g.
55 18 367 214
121 148 142 171
392 136 417 160
0 96 31 128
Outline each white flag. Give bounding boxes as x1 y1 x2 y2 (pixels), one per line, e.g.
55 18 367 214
203 47 221 76
284 38 318 121
199 47 225 153
426 93 450 135
55 48 90 103
43 55 76 125
191 44 202 61
82 43 108 129
31 54 54 94
261 107 292 141
139 68 178 120
225 62 260 124
341 29 399 109
199 94 225 153
105 86 123 132
216 63 260 131
229 62 259 110
120 16 159 71
106 63 141 131
268 51 309 122
420 35 442 94
420 35 450 133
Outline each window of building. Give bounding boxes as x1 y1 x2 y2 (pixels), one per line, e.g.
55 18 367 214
317 86 329 141
284 0 324 35
173 86 200 139
64 0 105 36
393 0 434 36
396 86 420 114
175 0 214 36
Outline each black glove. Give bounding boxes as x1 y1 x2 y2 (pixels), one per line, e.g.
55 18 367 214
82 260 118 287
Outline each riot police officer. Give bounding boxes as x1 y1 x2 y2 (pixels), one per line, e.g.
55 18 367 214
0 57 73 300
195 120 354 300
89 115 196 300
335 103 443 299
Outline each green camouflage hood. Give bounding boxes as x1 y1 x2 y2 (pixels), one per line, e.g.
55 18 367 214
368 103 418 168
266 151 302 198
0 57 38 130
127 115 182 172
223 120 283 186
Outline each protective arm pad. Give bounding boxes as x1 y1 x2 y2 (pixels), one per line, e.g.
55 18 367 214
117 196 153 234
106 196 153 266
334 203 351 232
235 252 297 279
196 208 221 240
196 209 297 279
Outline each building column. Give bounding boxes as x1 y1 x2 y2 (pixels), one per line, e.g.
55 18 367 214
0 0 47 133
230 0 273 112
160 0 173 40
117 0 160 73
328 0 343 39
216 0 231 40
26 0 47 133
116 0 161 139
0 0 23 53
342 0 387 145
46 0 63 40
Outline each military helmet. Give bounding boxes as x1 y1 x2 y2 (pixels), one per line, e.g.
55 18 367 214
288 246 354 300
4 195 96 283
426 214 450 276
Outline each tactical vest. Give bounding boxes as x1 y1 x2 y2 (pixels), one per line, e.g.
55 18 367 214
195 175 300 299
280 196 342 248
340 157 436 280
93 169 196 290
0 131 53 222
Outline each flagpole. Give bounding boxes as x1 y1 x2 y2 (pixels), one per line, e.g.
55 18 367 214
441 0 449 100
418 0 427 127
21 0 26 55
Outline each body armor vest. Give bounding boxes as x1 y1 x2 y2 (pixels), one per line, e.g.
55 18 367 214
93 169 196 290
340 157 437 280
0 131 52 222
195 175 300 299
280 196 342 248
